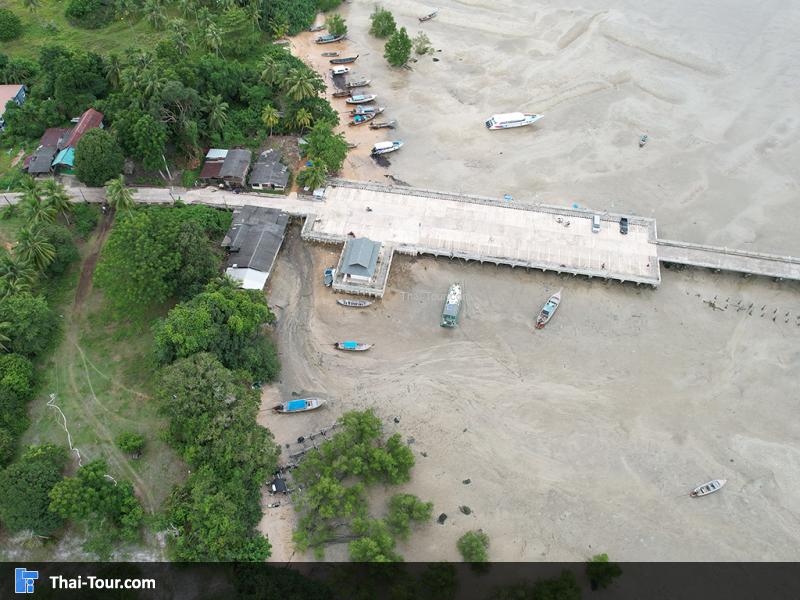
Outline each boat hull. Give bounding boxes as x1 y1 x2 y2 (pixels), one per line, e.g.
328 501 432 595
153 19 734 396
346 95 377 104
273 398 326 413
335 342 373 351
690 479 727 497
535 290 561 329
337 299 372 307
486 114 544 130
330 55 358 64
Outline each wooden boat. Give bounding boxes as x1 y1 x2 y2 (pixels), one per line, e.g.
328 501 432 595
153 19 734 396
330 55 359 64
316 34 345 44
334 341 373 351
321 51 340 57
346 78 371 89
369 120 397 129
309 25 325 32
535 289 561 329
350 105 384 115
349 112 378 126
372 141 403 155
331 66 350 76
690 479 727 497
346 94 377 104
337 299 373 308
273 397 326 413
419 9 438 22
332 90 351 98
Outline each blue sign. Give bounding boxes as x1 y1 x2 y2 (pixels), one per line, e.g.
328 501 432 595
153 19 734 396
15 568 38 594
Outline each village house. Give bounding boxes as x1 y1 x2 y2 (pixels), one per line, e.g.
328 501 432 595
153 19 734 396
221 205 289 290
248 149 289 192
24 108 104 175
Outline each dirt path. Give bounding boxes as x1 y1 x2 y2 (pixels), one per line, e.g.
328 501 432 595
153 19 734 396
74 208 113 308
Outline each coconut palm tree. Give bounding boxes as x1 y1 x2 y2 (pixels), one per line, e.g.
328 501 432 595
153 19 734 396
105 176 136 214
259 55 278 85
144 0 167 30
41 179 73 224
105 54 122 89
16 227 55 273
299 165 327 191
204 23 223 56
204 94 229 135
293 107 313 132
0 251 36 297
261 104 280 137
19 194 57 227
245 1 261 32
284 68 321 102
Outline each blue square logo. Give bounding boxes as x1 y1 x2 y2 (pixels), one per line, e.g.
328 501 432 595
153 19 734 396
15 568 38 594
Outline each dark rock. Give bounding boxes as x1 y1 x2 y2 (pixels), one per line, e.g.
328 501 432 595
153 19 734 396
394 416 400 424
462 478 471 485
297 436 305 444
432 57 440 62
459 505 472 515
437 513 448 524
421 451 428 457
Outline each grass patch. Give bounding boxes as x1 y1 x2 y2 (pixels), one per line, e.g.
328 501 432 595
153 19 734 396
2 1 166 60
0 213 25 248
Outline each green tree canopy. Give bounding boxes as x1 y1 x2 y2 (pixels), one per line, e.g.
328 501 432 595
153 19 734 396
116 431 145 457
41 224 79 277
369 6 396 38
303 120 348 173
74 128 125 187
0 8 22 42
349 518 403 562
0 293 58 357
132 114 167 172
385 493 433 539
325 14 347 37
384 27 413 67
0 444 67 535
457 530 490 563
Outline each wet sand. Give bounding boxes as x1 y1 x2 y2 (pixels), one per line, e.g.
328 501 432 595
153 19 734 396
260 0 800 561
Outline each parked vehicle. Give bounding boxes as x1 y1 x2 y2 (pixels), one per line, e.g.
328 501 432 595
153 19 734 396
592 214 601 233
620 217 629 235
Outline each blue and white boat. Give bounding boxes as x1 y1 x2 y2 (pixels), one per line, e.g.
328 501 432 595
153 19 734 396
485 112 544 130
346 94 377 104
535 289 561 329
273 398 326 413
335 341 373 351
372 141 403 156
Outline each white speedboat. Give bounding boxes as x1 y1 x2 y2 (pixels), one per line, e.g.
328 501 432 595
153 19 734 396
485 112 544 130
690 479 727 497
371 141 404 155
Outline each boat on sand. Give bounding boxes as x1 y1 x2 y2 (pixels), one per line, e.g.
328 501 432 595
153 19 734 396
369 120 397 129
330 55 359 64
316 34 345 44
335 341 373 351
485 112 544 130
535 289 561 329
419 9 438 22
273 398 326 413
371 141 403 155
346 78 371 89
690 479 727 497
349 112 378 126
321 51 340 57
337 299 373 307
332 90 351 98
346 94 377 104
331 66 350 76
350 105 384 115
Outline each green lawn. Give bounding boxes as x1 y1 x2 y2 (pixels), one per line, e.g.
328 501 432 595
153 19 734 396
3 1 166 59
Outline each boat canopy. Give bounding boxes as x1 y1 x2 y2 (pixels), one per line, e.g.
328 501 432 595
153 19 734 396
286 399 307 411
343 341 358 349
491 112 527 124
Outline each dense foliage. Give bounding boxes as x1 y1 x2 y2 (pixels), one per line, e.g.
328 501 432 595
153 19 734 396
369 6 396 38
488 571 582 600
385 493 433 539
116 431 145 457
157 353 279 560
74 128 124 187
0 8 22 42
0 444 67 535
94 204 230 312
65 0 114 29
385 27 413 67
457 530 490 563
0 293 58 356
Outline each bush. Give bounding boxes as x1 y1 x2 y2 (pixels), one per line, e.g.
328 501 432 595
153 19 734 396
72 203 101 238
64 0 114 29
325 14 347 37
0 293 59 357
384 27 412 67
0 427 13 466
369 7 396 38
116 431 145 457
457 530 489 563
385 493 433 539
413 31 434 55
74 129 124 187
0 9 22 42
41 224 79 276
0 353 35 399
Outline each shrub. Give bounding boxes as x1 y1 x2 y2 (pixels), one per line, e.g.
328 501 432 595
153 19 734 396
369 7 396 39
0 9 22 42
0 353 35 399
41 224 79 276
384 27 412 67
457 530 489 563
74 129 124 187
325 14 347 37
385 493 433 539
0 293 59 357
64 0 114 29
116 431 145 457
413 31 434 55
0 427 13 466
71 203 101 238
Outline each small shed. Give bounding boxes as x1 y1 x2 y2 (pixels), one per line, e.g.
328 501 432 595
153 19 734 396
220 149 252 188
249 149 289 191
340 237 381 283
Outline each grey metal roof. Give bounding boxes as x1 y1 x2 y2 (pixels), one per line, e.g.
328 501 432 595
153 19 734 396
222 206 289 274
249 149 289 188
220 149 252 181
340 237 380 278
27 146 57 174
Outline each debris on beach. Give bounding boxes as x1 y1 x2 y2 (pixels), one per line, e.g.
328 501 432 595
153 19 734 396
639 134 649 147
394 416 400 423
459 505 472 515
462 478 471 485
437 513 448 524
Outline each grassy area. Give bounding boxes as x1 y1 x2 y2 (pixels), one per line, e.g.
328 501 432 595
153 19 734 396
2 1 166 59
22 228 185 522
0 212 25 248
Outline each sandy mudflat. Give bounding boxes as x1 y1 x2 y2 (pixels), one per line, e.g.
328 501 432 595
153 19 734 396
259 0 800 562
260 229 800 561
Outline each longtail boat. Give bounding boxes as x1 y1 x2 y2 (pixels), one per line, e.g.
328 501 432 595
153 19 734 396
334 341 373 351
273 398 326 413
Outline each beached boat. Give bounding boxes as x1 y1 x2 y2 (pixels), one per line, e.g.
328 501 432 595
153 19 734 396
330 55 359 64
332 90 351 98
346 142 359 149
331 66 350 76
372 141 403 156
321 51 340 57
308 25 325 32
337 299 373 308
441 283 462 327
350 113 378 126
419 9 438 22
690 479 727 497
316 34 345 44
334 341 373 351
369 120 397 130
350 105 384 115
535 289 561 329
346 94 377 104
273 398 326 413
346 78 371 89
485 112 544 130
